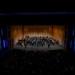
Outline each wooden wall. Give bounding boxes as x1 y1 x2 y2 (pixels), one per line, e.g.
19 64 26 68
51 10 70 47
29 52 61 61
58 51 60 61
11 26 22 44
24 26 53 37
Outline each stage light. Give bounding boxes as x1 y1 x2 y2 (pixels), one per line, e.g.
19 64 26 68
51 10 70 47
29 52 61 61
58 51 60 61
5 39 8 47
3 39 8 48
3 40 5 48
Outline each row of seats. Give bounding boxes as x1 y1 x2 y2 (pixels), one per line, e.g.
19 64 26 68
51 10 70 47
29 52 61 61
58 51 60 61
0 50 75 74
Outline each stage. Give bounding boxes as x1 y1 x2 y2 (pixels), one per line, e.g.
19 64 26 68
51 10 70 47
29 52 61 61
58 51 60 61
13 44 64 51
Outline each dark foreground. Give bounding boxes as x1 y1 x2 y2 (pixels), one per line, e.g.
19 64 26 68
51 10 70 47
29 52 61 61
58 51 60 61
0 49 75 75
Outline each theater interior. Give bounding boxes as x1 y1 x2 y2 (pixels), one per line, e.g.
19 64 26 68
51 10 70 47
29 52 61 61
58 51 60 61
0 13 75 74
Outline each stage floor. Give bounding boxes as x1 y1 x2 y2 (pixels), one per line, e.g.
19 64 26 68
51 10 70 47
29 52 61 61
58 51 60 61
13 44 64 51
